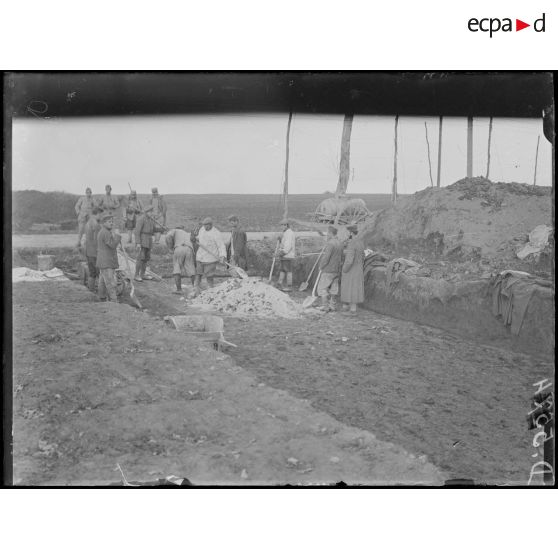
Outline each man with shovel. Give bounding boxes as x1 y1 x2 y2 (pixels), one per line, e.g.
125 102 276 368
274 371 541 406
166 225 196 294
193 216 227 295
316 225 343 312
134 206 164 282
277 218 296 292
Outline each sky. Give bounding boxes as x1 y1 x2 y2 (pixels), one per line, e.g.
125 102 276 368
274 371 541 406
12 113 552 196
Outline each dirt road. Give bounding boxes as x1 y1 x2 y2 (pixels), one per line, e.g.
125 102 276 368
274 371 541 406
12 281 442 485
12 231 320 250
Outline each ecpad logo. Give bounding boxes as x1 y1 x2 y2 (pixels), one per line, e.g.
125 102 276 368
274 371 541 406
468 13 546 37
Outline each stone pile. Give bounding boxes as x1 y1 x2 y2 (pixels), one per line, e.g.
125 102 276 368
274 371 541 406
195 278 302 319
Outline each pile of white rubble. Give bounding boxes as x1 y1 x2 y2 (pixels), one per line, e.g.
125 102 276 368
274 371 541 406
193 278 302 319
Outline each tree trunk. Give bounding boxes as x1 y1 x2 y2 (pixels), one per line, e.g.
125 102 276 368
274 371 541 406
486 116 493 179
392 115 399 204
335 114 353 197
467 116 473 178
282 110 293 220
436 116 443 187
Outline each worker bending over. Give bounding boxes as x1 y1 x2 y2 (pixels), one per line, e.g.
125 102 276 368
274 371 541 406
166 225 196 294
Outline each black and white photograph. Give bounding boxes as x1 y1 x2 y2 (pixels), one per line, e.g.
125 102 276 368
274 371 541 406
4 72 555 486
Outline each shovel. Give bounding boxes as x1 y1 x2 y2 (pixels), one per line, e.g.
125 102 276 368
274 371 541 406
118 244 142 309
302 270 322 309
265 239 281 284
198 242 249 280
299 244 326 291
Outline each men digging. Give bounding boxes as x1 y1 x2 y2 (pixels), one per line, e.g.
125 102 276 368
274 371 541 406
123 190 143 244
166 225 196 294
277 218 295 291
84 207 102 292
340 224 365 315
226 214 248 272
194 217 227 296
134 206 164 282
317 225 343 312
74 187 97 248
96 214 122 303
149 186 167 243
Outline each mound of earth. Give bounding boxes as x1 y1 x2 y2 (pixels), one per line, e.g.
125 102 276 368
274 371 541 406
193 278 302 319
360 177 552 268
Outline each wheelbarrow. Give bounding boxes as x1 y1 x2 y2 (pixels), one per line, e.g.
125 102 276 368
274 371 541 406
164 314 237 351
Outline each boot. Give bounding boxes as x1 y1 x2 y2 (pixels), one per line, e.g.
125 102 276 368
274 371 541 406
329 295 337 312
193 275 202 297
207 276 214 289
173 274 182 294
134 260 143 281
283 272 293 292
277 272 285 290
320 295 330 311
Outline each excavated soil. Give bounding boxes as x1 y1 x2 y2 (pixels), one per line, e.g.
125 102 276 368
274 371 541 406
11 281 443 486
360 177 553 277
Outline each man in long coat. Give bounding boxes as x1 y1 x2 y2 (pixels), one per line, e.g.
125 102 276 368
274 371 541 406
96 214 122 302
98 184 120 223
84 207 102 291
226 214 249 271
340 224 365 314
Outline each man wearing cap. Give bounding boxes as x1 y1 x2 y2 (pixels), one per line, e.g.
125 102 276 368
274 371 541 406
317 225 344 311
74 187 97 247
165 225 196 294
340 224 365 314
134 206 164 281
277 219 296 291
194 217 226 295
96 214 122 302
226 215 248 271
123 190 143 244
149 187 167 243
98 184 120 221
84 207 102 292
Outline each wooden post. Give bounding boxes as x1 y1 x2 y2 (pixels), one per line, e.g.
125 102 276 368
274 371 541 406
467 116 473 178
392 115 399 204
335 114 354 197
486 116 493 179
533 134 540 187
282 110 293 220
424 121 434 187
436 116 443 187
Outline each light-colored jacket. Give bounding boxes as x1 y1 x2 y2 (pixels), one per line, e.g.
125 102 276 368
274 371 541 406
196 226 226 263
279 228 296 259
75 196 96 219
166 228 193 251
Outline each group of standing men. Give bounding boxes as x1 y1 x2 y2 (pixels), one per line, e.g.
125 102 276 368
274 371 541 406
77 184 364 312
75 185 167 248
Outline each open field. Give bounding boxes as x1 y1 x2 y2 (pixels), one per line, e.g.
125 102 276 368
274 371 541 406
12 192 396 232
